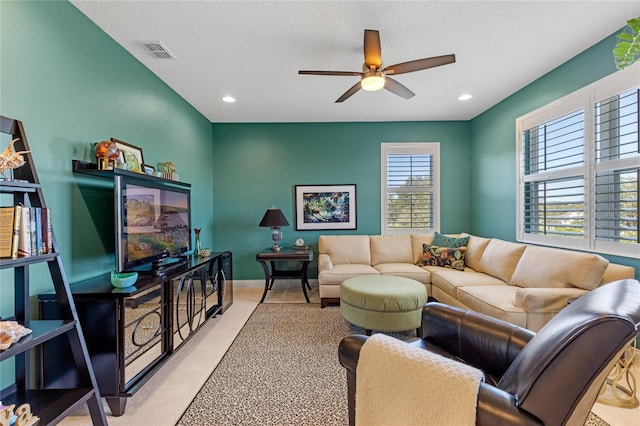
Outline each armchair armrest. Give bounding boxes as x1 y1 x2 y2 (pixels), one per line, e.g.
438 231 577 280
317 253 333 272
338 334 542 426
515 287 587 312
421 303 535 380
338 335 367 426
477 384 542 426
338 334 367 372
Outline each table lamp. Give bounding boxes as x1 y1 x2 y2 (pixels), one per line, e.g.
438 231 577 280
259 207 290 251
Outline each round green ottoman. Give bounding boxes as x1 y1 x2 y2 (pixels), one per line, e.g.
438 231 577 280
340 275 427 335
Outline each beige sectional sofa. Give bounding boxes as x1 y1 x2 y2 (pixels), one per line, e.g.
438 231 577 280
317 234 635 331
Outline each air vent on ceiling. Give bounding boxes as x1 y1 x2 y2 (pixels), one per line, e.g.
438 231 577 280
137 41 175 59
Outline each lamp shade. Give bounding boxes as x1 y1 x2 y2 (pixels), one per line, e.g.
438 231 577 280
259 208 289 227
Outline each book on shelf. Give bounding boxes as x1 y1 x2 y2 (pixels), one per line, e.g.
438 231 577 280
0 206 53 258
18 206 32 257
29 207 37 256
45 207 52 254
0 205 22 259
41 207 49 254
34 207 43 255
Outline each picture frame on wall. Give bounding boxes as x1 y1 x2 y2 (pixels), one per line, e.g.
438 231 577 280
295 184 357 230
111 138 144 173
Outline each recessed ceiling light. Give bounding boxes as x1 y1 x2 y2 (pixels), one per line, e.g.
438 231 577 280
222 96 236 103
458 94 472 101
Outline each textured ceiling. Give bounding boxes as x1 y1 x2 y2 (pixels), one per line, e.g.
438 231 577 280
70 1 640 123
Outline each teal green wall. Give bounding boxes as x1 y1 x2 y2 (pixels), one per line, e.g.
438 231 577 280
0 1 213 303
469 32 639 275
1 3 637 297
212 122 471 279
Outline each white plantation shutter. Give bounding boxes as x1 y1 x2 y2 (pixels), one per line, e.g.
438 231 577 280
521 110 585 239
523 177 585 238
594 88 639 246
517 63 639 258
381 143 440 234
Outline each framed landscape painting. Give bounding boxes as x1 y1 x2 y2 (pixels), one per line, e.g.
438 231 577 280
295 184 357 230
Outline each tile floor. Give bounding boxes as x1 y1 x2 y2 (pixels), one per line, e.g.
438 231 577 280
60 280 639 425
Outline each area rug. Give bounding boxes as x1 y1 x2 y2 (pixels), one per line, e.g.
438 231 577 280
177 303 609 426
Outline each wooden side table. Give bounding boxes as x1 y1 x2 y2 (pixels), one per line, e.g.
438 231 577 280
256 247 314 303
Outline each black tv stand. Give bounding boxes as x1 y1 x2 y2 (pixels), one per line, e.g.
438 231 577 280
39 253 233 416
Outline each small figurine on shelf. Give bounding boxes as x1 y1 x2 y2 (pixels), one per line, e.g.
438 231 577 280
0 402 39 426
95 140 120 171
159 161 178 181
0 402 16 426
193 228 202 257
0 138 29 181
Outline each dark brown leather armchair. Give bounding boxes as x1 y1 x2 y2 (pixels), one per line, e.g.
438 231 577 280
339 279 640 426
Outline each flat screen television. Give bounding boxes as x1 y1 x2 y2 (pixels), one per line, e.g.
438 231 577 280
115 175 191 273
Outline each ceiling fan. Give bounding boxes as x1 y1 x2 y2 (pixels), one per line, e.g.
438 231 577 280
299 29 456 103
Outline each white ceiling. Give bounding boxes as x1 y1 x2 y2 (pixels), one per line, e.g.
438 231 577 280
70 1 640 123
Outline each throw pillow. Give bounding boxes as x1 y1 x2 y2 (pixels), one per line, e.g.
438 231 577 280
431 232 469 248
421 244 466 271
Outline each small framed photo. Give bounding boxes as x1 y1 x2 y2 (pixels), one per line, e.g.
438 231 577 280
143 164 155 175
295 184 357 230
111 138 144 173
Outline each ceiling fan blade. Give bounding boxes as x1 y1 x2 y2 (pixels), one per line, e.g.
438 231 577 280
384 77 415 99
363 29 382 69
299 70 363 76
384 54 456 75
336 81 362 103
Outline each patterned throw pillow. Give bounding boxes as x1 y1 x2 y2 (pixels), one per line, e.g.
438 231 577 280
431 232 469 248
421 244 467 271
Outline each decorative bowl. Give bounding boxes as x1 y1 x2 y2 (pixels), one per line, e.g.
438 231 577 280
110 271 138 288
198 248 211 258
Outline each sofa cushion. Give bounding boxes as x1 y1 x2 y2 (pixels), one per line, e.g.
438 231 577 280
318 264 379 285
373 263 431 284
457 286 527 328
318 235 371 265
421 244 466 271
601 263 636 284
432 231 469 248
515 287 588 312
411 234 434 264
370 235 413 265
463 235 491 271
477 239 527 283
431 269 509 299
510 246 609 290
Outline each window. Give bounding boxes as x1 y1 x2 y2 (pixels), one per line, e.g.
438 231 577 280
381 143 440 234
517 63 639 258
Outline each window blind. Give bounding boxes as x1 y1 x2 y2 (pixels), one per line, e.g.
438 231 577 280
523 177 585 237
594 89 639 244
386 153 434 230
595 89 639 162
381 143 439 235
521 110 585 239
524 110 584 175
517 64 639 258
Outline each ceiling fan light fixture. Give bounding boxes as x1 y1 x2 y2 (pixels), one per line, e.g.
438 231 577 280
361 73 385 91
